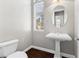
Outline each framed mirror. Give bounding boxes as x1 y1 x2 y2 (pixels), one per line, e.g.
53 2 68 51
52 5 67 28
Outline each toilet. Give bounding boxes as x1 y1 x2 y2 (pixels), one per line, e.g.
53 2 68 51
0 39 28 58
7 51 28 58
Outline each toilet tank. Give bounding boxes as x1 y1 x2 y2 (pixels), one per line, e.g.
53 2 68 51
0 39 18 57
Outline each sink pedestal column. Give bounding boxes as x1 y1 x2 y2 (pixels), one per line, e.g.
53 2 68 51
54 40 61 58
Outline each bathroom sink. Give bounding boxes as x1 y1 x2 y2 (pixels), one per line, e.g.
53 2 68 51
46 33 72 58
46 33 72 41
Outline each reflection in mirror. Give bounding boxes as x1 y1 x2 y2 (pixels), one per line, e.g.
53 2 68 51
54 10 64 28
52 5 67 28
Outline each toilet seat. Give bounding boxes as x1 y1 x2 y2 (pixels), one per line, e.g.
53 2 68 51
7 51 28 58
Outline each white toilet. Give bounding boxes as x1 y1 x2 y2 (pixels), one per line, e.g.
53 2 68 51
0 39 28 58
7 51 28 58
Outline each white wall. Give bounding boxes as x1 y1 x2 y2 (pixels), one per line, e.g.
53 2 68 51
75 0 79 38
75 0 79 57
0 0 32 51
33 0 74 55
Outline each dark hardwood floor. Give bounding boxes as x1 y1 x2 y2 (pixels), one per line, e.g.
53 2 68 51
26 48 66 58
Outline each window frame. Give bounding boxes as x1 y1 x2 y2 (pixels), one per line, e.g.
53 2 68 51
33 0 44 31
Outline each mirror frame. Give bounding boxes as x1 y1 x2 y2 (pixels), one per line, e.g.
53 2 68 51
52 5 67 28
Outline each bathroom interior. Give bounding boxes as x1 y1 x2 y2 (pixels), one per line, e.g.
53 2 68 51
0 0 79 58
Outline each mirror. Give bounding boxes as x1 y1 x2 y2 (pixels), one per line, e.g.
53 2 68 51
52 5 67 28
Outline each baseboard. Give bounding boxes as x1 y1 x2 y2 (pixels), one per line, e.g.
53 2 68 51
24 45 75 58
24 46 32 52
61 52 75 58
31 45 55 54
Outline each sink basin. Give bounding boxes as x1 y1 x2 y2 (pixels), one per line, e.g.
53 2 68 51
46 33 72 41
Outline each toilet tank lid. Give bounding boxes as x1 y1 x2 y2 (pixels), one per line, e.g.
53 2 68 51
0 40 18 47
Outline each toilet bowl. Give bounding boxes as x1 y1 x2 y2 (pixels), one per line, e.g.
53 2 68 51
7 51 28 58
0 39 28 58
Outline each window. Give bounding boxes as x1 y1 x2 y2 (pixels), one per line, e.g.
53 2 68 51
33 0 44 31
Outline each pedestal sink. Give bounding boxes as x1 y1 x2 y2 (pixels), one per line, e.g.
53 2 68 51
46 33 72 58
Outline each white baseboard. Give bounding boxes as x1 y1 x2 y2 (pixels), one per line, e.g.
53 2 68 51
24 46 32 52
24 45 75 58
61 52 75 58
31 45 55 54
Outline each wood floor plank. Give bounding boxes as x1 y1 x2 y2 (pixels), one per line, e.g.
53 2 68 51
26 48 66 58
26 48 54 58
